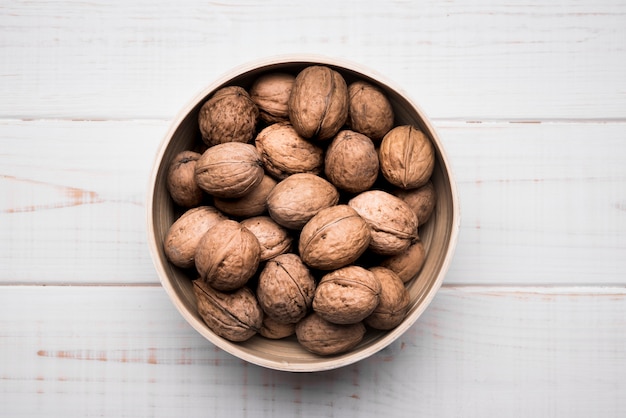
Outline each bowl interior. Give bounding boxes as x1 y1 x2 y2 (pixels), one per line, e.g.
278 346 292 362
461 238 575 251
147 57 459 372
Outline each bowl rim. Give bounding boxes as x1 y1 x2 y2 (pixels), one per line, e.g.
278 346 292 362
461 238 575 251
146 53 461 372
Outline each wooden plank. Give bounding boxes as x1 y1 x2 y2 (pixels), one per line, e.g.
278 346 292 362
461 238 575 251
1 119 625 284
0 0 625 120
1 285 624 417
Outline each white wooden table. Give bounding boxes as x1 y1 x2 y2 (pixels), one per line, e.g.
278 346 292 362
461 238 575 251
2 1 625 416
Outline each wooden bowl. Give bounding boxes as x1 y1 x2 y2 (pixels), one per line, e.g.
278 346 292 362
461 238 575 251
146 55 460 372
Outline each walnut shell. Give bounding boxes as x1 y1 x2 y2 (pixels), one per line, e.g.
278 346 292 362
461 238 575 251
193 280 262 342
299 205 371 270
213 174 276 218
379 125 435 189
198 86 259 147
240 216 293 262
394 181 437 225
347 80 394 141
195 219 261 291
195 142 264 199
324 129 379 193
266 173 340 230
295 313 366 356
312 265 381 325
348 190 418 255
256 253 316 324
365 267 410 330
163 206 226 269
249 72 295 124
288 65 348 140
255 122 324 180
379 240 426 283
259 315 296 340
166 150 204 208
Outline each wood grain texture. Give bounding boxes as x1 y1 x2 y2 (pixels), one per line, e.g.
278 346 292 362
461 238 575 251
0 0 625 120
1 285 624 417
1 119 624 284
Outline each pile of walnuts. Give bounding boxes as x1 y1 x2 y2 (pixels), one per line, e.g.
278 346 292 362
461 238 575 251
163 65 437 356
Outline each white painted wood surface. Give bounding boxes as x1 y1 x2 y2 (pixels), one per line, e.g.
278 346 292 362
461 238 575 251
1 0 625 416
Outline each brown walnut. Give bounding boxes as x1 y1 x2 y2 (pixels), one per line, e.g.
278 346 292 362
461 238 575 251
324 129 379 193
295 313 366 356
365 267 410 330
193 280 263 342
299 205 371 270
213 174 277 218
166 150 204 208
194 219 261 291
198 86 259 147
348 190 418 255
259 315 296 340
288 65 348 140
240 216 293 262
256 253 316 324
194 142 264 199
347 80 395 141
255 122 324 180
249 72 295 124
312 265 381 325
379 240 426 284
394 180 437 225
379 125 435 189
163 206 226 269
266 173 339 230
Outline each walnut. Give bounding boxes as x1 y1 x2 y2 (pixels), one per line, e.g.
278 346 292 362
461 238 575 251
348 190 418 255
299 205 371 270
288 65 348 140
312 265 381 325
394 180 437 225
240 216 293 262
195 142 264 199
324 129 379 193
249 72 295 124
295 313 366 356
255 122 324 180
259 315 296 340
163 206 226 269
365 267 410 330
266 173 339 230
379 125 435 189
193 280 262 342
256 253 316 324
347 80 394 141
379 240 426 283
194 219 261 291
166 150 204 208
213 174 276 218
198 86 259 146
